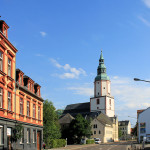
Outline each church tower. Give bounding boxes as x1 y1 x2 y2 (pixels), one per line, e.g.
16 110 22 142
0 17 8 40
90 51 115 117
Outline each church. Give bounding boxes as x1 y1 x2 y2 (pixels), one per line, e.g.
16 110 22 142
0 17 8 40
59 51 118 143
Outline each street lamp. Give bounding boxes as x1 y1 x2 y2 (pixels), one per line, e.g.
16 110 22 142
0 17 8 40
134 78 150 83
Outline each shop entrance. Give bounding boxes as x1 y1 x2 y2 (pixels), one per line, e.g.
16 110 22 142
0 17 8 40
37 131 41 150
7 128 12 150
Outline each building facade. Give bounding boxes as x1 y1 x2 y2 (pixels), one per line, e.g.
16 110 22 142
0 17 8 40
138 107 150 143
118 120 131 140
0 20 43 150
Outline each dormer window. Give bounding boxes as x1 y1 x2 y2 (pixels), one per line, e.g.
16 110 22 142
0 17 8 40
3 27 6 36
28 82 30 90
20 75 22 85
0 51 3 71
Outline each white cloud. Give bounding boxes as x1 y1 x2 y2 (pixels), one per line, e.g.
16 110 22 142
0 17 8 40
142 0 150 8
50 58 86 79
40 31 47 37
67 86 93 96
138 16 150 27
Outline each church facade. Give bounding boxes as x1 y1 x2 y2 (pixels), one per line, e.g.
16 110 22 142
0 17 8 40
60 51 118 143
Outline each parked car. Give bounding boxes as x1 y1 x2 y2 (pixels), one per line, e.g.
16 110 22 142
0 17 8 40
94 138 101 144
80 138 86 144
146 137 150 143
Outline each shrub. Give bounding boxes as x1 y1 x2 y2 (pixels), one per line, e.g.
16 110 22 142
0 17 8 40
49 139 66 148
86 139 95 144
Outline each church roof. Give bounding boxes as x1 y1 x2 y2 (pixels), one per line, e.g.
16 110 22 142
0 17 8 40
63 102 90 114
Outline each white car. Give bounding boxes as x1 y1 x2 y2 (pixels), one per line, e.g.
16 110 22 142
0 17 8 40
146 137 150 143
94 138 101 144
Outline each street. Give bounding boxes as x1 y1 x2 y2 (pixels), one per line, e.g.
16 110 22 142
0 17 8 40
51 141 132 150
73 142 131 150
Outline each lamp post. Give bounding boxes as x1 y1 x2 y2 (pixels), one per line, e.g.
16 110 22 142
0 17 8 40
134 78 150 83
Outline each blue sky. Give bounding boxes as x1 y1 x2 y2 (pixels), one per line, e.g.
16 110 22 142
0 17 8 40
1 0 150 126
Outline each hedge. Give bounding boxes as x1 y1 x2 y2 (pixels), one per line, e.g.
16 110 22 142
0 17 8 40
86 139 95 144
49 139 66 148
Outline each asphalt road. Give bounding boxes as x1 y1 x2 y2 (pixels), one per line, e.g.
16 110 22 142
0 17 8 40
73 142 131 150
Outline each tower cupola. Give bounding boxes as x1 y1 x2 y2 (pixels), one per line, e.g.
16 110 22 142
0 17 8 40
95 50 109 82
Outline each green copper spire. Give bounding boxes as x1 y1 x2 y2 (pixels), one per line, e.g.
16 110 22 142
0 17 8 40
95 50 110 82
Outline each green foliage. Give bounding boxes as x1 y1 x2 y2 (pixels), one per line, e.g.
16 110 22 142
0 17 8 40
118 128 122 138
49 139 66 148
43 99 61 146
86 139 95 144
13 124 23 142
65 113 92 144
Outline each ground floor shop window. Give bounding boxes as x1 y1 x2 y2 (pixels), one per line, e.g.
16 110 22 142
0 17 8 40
33 130 36 143
20 129 24 144
0 125 3 145
27 129 30 143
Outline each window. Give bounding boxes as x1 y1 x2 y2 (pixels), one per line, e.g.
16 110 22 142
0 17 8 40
27 101 30 117
97 107 99 109
20 129 24 144
99 130 101 134
20 75 22 85
109 99 111 105
20 98 23 115
0 125 3 145
97 99 99 104
8 92 11 111
37 89 39 96
8 58 11 76
33 104 35 118
93 124 97 128
33 130 36 143
3 27 6 36
140 123 146 133
38 106 40 120
94 131 96 134
0 88 3 108
28 82 30 90
0 51 3 71
27 129 30 143
98 92 99 95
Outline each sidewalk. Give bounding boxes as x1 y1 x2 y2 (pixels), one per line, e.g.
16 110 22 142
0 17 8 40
47 144 96 150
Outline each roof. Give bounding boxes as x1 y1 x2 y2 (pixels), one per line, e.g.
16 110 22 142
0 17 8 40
59 113 75 124
97 113 113 126
63 102 90 114
118 120 130 126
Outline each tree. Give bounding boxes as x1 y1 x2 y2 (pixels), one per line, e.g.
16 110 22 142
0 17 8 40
118 128 122 139
43 100 61 146
69 114 92 144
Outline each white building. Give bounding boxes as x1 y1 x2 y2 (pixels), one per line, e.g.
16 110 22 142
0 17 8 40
118 120 131 140
90 51 115 117
138 107 150 143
